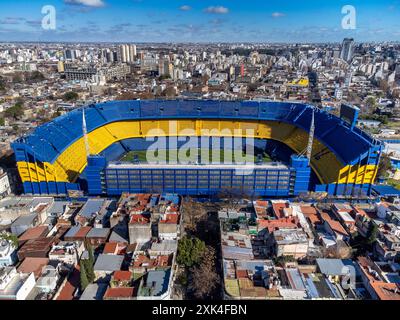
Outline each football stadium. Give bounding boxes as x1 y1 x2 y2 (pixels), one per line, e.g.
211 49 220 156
11 100 382 197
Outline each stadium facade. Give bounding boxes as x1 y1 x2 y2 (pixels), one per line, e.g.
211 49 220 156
11 100 382 197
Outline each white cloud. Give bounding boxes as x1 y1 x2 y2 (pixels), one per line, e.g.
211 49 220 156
179 5 192 11
203 6 229 14
271 12 285 18
64 0 106 7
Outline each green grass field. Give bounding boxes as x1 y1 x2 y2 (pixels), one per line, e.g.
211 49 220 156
120 149 272 164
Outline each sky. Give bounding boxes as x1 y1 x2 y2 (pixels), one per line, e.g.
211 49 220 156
0 0 399 43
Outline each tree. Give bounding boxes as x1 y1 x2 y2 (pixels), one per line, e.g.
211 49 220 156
79 260 89 292
159 74 171 80
379 80 389 93
325 240 353 259
4 103 23 120
117 92 137 100
12 74 23 83
0 76 5 92
377 153 393 178
29 71 45 82
0 117 4 126
217 189 249 211
364 96 376 114
177 236 206 268
162 86 177 97
63 91 79 102
366 223 378 245
201 74 210 85
84 241 96 283
182 197 206 232
0 232 18 248
274 255 296 267
188 246 220 299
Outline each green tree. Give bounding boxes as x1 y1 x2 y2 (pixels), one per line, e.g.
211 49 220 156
29 71 45 82
84 241 96 283
63 91 79 102
274 255 296 266
377 153 393 178
79 260 89 292
365 97 376 108
0 232 19 248
4 103 23 120
366 223 379 245
0 117 4 126
177 236 206 268
0 76 5 91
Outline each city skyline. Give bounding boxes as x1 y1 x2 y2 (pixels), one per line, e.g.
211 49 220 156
0 0 400 43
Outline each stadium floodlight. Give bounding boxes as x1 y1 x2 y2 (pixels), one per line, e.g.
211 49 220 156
82 108 90 158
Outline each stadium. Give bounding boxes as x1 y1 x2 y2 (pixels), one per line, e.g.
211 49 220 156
11 100 382 197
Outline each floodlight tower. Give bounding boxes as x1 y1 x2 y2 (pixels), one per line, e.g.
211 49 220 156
82 108 90 158
306 108 315 165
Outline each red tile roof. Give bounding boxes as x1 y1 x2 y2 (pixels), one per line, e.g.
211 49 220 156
357 257 400 300
300 206 322 226
103 287 136 299
17 237 57 260
56 265 80 300
370 282 400 300
103 242 118 254
129 214 150 224
18 226 49 242
159 214 179 224
236 269 248 279
113 270 132 282
132 254 172 268
255 200 268 207
257 217 300 233
320 212 349 237
17 257 49 279
272 202 289 219
75 226 92 238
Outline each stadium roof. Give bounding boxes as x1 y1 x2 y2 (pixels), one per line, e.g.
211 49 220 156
13 100 380 165
372 185 400 197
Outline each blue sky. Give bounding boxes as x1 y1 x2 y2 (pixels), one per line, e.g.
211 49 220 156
0 0 399 42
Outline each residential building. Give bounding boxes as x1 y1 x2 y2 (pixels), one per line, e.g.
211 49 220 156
93 254 124 281
272 228 309 259
0 267 35 300
0 169 11 198
0 236 18 267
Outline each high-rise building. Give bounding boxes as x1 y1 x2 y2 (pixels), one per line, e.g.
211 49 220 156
57 61 65 73
119 44 136 63
340 38 355 63
158 57 165 75
64 49 76 61
129 45 137 60
120 44 127 62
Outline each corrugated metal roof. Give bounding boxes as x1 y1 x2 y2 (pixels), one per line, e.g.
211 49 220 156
79 199 105 218
316 258 357 277
86 227 110 239
93 254 124 272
